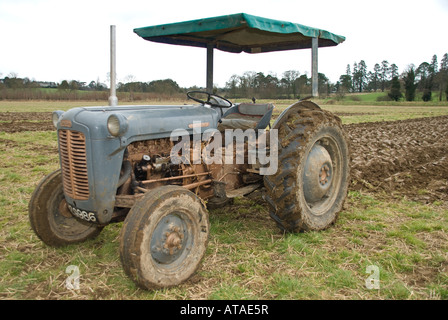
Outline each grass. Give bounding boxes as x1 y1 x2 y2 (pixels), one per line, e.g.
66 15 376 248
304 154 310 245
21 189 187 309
0 98 192 113
237 97 448 125
322 91 448 105
0 100 447 300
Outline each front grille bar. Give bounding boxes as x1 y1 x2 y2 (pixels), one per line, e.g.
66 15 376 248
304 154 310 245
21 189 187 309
58 130 90 200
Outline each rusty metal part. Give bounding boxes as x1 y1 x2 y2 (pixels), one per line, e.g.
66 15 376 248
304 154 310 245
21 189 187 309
319 164 331 185
58 130 89 200
140 178 212 191
123 136 250 202
116 179 213 209
141 172 210 184
58 198 73 218
135 186 150 193
164 229 184 255
115 194 144 208
126 138 173 162
182 179 213 190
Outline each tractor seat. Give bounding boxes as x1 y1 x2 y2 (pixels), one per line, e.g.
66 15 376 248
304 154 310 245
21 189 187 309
217 103 274 131
218 118 258 130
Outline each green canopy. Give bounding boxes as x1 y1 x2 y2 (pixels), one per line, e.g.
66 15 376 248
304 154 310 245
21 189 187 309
134 13 345 54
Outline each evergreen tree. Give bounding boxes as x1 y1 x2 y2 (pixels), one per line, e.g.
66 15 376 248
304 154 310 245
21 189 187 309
371 63 381 91
391 63 399 79
436 53 448 101
380 60 390 92
403 66 417 101
445 83 448 101
338 74 352 94
441 53 448 71
352 60 368 92
388 76 402 101
341 64 352 92
417 62 433 102
430 55 438 74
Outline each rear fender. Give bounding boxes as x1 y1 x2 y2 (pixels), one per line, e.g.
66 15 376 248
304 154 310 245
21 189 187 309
272 99 320 129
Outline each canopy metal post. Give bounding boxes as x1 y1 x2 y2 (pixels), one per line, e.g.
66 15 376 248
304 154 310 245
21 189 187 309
311 37 318 98
109 25 118 107
206 43 214 93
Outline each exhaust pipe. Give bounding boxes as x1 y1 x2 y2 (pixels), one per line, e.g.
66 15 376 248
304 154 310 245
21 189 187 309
109 25 118 107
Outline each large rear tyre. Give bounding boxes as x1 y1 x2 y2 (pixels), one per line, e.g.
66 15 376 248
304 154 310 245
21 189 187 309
29 170 103 247
264 101 350 232
120 185 210 290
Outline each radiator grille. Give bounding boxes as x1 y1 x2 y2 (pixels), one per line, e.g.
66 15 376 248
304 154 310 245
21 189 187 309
58 130 90 200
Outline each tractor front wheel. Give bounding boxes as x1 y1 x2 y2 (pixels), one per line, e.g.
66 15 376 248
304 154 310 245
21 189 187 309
120 185 210 290
29 170 103 247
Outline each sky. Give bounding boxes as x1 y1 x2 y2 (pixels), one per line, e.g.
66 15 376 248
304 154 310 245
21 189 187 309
0 0 447 89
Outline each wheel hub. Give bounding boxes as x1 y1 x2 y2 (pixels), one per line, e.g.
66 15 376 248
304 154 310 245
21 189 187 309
319 164 331 186
150 214 188 265
164 227 184 255
303 143 333 204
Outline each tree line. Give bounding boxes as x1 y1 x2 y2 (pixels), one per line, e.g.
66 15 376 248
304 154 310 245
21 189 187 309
1 53 447 102
223 70 329 99
336 54 448 102
221 53 448 102
0 74 184 101
0 74 181 95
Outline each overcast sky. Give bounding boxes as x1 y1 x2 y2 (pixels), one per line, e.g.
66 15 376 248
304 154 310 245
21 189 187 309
1 0 447 88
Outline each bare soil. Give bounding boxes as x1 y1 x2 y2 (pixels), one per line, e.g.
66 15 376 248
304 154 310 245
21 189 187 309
346 115 448 203
1 112 447 203
0 112 53 132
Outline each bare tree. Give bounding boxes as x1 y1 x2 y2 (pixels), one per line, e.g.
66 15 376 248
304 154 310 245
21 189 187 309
281 70 300 98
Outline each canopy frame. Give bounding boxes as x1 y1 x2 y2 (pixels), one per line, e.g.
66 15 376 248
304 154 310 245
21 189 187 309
134 13 345 96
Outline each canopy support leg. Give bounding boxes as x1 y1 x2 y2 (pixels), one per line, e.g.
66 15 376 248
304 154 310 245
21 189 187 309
109 25 118 106
206 44 214 93
311 37 319 98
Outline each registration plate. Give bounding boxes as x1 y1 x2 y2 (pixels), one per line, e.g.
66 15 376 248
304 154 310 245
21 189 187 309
67 204 97 223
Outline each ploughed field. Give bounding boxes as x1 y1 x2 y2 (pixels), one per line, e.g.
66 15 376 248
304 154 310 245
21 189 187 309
0 111 447 204
346 115 448 203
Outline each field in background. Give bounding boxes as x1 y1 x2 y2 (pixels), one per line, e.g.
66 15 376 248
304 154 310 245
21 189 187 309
0 99 447 300
1 97 448 121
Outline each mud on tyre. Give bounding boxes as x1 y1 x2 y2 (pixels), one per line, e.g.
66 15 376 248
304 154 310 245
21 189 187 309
29 170 103 247
119 185 210 290
263 101 350 232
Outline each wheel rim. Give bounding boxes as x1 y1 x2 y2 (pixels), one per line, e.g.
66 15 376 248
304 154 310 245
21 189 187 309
48 193 95 239
302 136 342 216
150 212 192 268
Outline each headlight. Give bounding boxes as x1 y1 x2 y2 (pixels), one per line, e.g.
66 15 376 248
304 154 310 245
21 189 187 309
107 114 128 137
52 110 65 128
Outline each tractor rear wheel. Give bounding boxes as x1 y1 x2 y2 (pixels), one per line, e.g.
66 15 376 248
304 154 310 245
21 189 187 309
120 185 209 290
263 101 350 232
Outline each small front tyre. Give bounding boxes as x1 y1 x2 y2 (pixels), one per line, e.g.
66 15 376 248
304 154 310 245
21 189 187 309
29 170 103 247
120 186 210 290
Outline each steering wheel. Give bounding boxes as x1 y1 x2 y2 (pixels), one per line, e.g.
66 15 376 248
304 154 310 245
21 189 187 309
187 91 233 111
